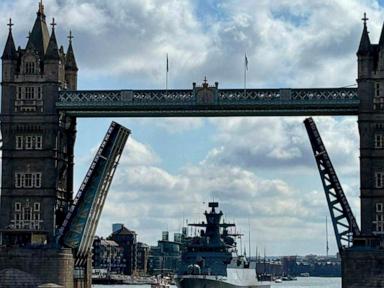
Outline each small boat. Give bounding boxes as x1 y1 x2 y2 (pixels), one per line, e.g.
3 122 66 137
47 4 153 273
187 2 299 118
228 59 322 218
274 278 282 283
151 275 170 288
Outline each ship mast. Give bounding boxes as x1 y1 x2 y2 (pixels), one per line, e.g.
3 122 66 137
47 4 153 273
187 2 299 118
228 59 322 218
326 216 329 257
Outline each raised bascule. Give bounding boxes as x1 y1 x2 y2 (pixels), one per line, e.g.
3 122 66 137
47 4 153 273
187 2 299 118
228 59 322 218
0 2 382 288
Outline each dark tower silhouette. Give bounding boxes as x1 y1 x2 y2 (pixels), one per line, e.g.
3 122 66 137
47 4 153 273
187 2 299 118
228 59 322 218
0 2 78 246
356 13 384 239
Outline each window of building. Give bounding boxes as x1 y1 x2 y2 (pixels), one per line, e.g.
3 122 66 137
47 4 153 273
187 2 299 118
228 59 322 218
16 136 23 150
37 87 42 100
376 82 381 98
15 173 23 188
375 172 384 188
15 202 21 212
25 136 33 149
34 202 40 212
25 87 34 100
16 87 22 100
35 136 42 150
11 202 42 231
23 207 31 221
376 134 384 149
24 173 32 188
15 172 42 188
34 173 41 188
377 203 383 213
25 62 35 74
15 135 43 150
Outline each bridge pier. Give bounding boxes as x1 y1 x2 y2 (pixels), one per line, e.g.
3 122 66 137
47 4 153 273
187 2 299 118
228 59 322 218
343 248 384 288
0 247 92 287
0 247 79 287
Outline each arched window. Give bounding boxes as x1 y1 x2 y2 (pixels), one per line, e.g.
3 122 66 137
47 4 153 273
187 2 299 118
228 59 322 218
25 62 36 74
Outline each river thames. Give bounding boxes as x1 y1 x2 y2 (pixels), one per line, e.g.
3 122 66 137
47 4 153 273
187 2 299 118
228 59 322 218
94 277 341 288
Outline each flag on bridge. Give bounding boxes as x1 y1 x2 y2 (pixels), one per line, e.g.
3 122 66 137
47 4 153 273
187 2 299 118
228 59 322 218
166 53 169 72
244 52 248 95
166 53 169 91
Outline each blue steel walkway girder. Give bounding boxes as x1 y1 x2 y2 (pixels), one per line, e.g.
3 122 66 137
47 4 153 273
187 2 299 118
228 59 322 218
57 87 359 117
304 117 360 253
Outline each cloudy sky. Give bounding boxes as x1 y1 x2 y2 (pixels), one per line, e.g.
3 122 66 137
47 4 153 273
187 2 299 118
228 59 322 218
2 0 384 256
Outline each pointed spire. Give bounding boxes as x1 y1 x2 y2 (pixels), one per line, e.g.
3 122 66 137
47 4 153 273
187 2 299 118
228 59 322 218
2 19 17 60
45 18 60 60
65 30 78 71
38 0 45 16
26 1 50 58
357 13 371 56
380 24 384 47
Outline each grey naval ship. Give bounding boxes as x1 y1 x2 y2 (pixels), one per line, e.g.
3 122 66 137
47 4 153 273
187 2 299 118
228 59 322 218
175 202 270 288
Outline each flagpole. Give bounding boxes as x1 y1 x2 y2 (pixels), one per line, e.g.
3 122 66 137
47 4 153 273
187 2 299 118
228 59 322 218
166 53 169 95
244 53 247 97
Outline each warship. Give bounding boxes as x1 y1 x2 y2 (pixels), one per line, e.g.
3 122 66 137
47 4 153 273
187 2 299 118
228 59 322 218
175 202 270 288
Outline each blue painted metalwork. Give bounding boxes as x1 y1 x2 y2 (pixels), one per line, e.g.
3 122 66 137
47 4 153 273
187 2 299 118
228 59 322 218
57 85 359 117
57 121 130 265
304 117 360 253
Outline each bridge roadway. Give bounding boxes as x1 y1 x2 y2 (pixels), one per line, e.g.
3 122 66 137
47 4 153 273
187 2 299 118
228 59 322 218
57 87 359 117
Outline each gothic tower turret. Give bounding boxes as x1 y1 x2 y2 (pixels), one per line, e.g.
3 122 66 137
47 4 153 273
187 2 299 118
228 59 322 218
0 2 78 246
2 19 17 83
357 13 384 241
65 31 78 90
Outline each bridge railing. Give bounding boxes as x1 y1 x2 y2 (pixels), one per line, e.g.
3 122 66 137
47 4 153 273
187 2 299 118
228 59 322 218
58 88 358 106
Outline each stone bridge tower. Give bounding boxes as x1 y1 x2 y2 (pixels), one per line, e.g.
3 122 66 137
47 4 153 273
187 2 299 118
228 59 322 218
357 16 384 242
0 2 78 246
342 16 384 288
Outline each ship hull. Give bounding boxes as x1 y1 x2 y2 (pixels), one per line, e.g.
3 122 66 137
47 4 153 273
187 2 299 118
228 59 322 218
175 277 270 288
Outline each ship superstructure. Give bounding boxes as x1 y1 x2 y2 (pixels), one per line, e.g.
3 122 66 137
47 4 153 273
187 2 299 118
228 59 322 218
175 202 270 288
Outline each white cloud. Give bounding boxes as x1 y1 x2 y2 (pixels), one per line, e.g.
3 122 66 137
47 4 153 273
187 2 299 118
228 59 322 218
138 118 204 134
94 133 346 255
0 0 370 256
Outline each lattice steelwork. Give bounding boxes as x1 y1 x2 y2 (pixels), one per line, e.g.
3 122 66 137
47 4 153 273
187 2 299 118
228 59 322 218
57 121 130 266
304 117 360 253
57 87 359 117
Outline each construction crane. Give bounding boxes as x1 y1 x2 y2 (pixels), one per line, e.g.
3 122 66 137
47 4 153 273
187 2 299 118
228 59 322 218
304 117 360 253
56 121 130 266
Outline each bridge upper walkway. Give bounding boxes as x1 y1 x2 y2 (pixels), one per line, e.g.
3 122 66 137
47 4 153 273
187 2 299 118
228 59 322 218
57 86 359 117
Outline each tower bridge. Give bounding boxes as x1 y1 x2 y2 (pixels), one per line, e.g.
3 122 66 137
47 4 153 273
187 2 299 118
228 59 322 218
57 87 359 117
0 2 382 288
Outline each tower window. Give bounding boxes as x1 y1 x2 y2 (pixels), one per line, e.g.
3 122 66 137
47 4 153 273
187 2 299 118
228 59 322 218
37 87 42 100
16 87 22 100
25 62 35 74
15 172 42 188
15 174 23 188
35 136 42 149
16 136 23 150
15 202 21 212
25 87 34 100
376 134 384 149
24 174 32 187
15 135 43 150
376 82 381 98
11 202 42 231
25 136 33 149
34 202 40 212
375 172 384 188
377 203 383 213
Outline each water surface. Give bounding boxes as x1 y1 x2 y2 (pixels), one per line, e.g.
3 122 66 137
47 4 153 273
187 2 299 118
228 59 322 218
93 277 341 288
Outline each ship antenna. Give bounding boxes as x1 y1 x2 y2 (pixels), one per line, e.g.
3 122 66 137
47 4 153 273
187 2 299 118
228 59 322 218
326 216 329 257
248 218 251 258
